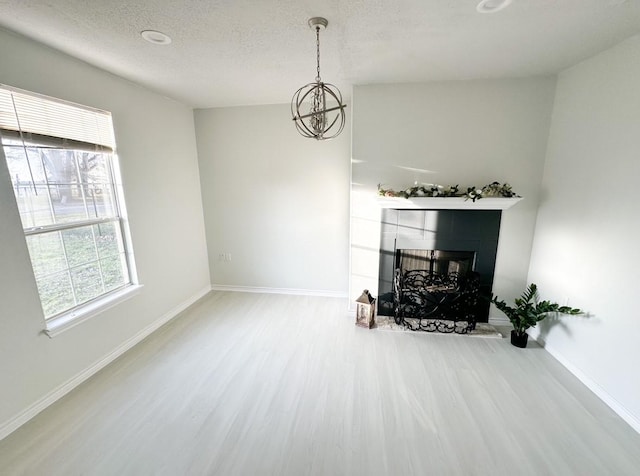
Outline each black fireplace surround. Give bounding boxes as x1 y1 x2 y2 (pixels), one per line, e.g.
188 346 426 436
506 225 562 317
378 209 501 329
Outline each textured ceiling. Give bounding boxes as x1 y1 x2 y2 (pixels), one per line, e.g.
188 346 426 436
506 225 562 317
1 0 639 108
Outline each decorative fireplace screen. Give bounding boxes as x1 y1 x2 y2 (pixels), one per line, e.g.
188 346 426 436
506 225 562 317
393 250 480 333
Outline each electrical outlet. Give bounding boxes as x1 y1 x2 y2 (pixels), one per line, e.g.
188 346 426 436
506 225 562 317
225 253 232 262
218 252 232 262
218 253 225 261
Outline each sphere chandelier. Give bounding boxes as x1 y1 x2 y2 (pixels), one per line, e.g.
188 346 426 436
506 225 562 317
291 17 346 140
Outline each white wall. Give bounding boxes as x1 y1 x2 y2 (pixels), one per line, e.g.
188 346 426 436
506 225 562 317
194 104 350 295
528 34 640 430
350 79 557 308
0 28 210 432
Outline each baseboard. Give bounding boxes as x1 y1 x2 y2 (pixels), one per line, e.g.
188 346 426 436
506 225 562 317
211 284 348 299
488 316 510 326
0 285 212 442
533 334 640 435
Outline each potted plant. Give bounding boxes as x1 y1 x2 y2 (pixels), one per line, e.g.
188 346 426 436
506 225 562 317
491 283 581 348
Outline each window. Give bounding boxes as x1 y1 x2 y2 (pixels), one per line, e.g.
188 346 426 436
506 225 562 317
0 84 137 329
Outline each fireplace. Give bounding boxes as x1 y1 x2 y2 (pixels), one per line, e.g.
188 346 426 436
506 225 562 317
377 209 502 324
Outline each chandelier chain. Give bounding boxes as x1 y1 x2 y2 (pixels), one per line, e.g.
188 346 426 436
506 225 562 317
315 26 321 83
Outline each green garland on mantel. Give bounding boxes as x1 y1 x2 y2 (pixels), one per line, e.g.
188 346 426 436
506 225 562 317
377 181 520 202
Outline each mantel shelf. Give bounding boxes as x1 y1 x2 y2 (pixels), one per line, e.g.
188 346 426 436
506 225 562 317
376 196 523 210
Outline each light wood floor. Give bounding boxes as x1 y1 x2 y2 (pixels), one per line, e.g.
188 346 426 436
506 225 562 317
1 291 639 475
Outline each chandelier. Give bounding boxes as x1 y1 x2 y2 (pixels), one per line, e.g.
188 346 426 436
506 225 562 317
291 17 346 140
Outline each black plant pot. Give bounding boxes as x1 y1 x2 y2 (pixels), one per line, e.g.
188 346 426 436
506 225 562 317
510 330 529 348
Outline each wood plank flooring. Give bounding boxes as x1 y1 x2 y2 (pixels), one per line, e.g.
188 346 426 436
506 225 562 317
1 291 639 475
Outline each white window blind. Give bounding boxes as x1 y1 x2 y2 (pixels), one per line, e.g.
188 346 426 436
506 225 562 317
0 84 115 150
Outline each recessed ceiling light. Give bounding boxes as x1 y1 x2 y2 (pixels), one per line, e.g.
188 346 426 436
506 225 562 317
141 30 172 45
477 0 513 13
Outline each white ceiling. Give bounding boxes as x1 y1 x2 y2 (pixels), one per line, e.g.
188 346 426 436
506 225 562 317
1 0 639 108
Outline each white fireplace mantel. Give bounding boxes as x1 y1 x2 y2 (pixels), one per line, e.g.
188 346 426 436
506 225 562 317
376 196 523 210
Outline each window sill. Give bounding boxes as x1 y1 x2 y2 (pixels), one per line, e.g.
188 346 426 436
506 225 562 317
44 284 144 338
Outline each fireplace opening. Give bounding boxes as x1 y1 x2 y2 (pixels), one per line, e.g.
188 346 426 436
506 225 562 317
397 249 476 276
